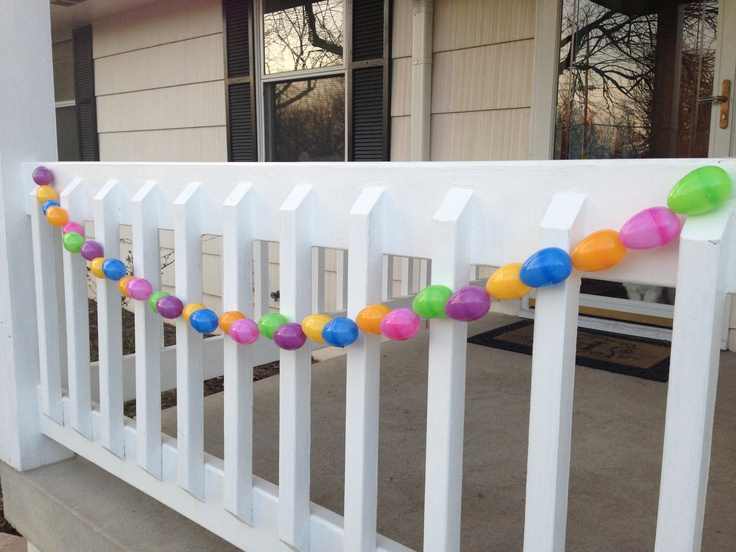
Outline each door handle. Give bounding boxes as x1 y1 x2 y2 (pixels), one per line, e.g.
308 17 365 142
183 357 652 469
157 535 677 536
698 80 731 129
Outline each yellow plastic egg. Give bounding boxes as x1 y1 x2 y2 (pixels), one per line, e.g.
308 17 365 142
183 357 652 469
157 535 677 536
46 206 69 227
90 257 106 279
301 314 331 344
571 229 627 272
486 262 531 300
356 304 391 335
118 275 133 296
219 310 245 333
36 186 59 204
183 303 206 321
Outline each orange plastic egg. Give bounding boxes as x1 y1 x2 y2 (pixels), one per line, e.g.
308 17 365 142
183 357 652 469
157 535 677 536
571 229 626 272
118 275 134 296
485 263 531 300
36 186 59 204
356 304 391 335
219 310 245 333
46 206 69 227
183 303 206 321
90 257 106 279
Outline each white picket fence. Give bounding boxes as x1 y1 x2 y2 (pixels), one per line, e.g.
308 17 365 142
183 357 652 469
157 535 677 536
1 159 734 552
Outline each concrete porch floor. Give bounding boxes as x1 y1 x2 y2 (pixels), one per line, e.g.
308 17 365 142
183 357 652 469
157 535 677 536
162 313 736 551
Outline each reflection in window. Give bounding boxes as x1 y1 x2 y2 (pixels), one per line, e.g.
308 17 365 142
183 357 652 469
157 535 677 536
555 0 718 160
263 0 344 74
264 76 345 161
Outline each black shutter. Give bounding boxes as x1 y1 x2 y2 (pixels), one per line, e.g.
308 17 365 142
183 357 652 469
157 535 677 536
224 0 258 161
349 0 391 161
72 25 99 161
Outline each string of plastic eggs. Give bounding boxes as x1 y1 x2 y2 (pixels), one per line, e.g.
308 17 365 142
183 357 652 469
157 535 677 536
31 164 732 350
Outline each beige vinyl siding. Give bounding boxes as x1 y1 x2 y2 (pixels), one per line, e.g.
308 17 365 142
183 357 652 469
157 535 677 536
93 0 226 163
390 0 412 161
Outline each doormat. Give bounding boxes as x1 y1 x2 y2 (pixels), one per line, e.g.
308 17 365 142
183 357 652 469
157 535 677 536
468 320 670 382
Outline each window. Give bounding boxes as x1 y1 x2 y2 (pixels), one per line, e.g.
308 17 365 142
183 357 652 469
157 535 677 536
223 0 390 162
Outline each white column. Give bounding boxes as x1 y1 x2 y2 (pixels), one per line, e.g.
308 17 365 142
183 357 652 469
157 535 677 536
411 0 434 161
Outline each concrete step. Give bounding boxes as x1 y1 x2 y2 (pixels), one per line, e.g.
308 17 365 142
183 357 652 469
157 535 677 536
0 534 26 552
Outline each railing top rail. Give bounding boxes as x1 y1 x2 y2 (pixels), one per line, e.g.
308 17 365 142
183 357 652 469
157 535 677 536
23 159 736 289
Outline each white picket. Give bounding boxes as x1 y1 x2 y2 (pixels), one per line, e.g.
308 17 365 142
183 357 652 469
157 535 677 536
278 185 314 550
222 182 255 522
30 189 64 423
422 188 474 552
60 179 92 438
253 240 270 319
131 181 163 478
654 202 734 552
174 181 206 499
343 187 386 552
522 192 587 552
93 180 125 456
336 249 348 312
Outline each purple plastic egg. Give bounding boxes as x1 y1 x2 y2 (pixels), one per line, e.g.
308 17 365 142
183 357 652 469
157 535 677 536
273 322 307 350
80 240 104 261
619 207 682 250
156 295 184 319
32 166 53 186
127 278 153 301
380 308 421 341
63 221 85 236
445 286 491 321
228 318 260 345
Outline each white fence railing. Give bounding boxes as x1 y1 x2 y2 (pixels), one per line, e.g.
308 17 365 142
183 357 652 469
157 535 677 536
1 159 735 552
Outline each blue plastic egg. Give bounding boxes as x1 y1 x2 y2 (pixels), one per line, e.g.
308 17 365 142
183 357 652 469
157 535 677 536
322 317 359 348
190 308 219 334
102 258 127 281
42 199 60 215
520 247 573 288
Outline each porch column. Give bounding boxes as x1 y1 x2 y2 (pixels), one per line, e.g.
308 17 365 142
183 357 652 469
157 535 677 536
411 0 433 161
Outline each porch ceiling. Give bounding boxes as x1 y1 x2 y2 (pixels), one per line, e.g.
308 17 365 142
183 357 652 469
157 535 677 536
50 0 158 41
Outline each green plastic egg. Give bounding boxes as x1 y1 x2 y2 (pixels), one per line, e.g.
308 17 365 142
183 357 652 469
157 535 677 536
412 284 453 319
148 291 170 313
63 231 85 253
258 312 289 340
667 166 732 216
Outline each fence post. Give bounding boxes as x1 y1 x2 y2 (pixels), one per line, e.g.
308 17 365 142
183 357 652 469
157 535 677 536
0 0 72 469
654 200 735 552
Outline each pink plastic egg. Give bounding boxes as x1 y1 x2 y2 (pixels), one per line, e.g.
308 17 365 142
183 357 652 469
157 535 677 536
380 308 420 341
228 318 259 345
619 207 682 250
63 222 85 236
127 278 153 301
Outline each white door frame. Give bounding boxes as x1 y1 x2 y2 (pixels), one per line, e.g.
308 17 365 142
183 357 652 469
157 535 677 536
527 0 736 348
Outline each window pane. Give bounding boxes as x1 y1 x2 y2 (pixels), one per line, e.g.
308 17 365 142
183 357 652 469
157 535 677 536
264 75 345 161
263 0 344 74
52 40 75 102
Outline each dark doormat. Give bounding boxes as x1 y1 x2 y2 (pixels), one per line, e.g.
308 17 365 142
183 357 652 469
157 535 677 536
468 320 670 382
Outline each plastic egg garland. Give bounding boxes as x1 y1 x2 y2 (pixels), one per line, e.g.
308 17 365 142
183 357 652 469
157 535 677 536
619 207 682 250
118 276 134 297
32 166 54 186
90 257 106 279
301 313 331 344
102 258 127 280
380 308 420 341
486 263 531 300
157 295 184 319
46 206 69 227
127 278 153 301
148 291 170 313
322 317 359 348
571 230 626 273
356 304 391 335
412 285 453 319
63 221 84 236
258 312 289 340
219 311 245 333
445 286 491 321
42 200 60 215
668 165 732 216
520 247 572 288
80 240 104 261
62 231 84 253
228 318 260 344
37 186 59 204
183 303 206 321
274 323 308 350
190 308 219 334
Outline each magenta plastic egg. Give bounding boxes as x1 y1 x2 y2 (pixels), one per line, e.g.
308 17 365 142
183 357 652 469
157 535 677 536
156 295 184 319
229 318 259 345
80 240 104 261
127 278 153 300
445 286 491 321
380 308 421 341
63 222 85 236
32 166 53 185
619 207 682 250
273 322 307 350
